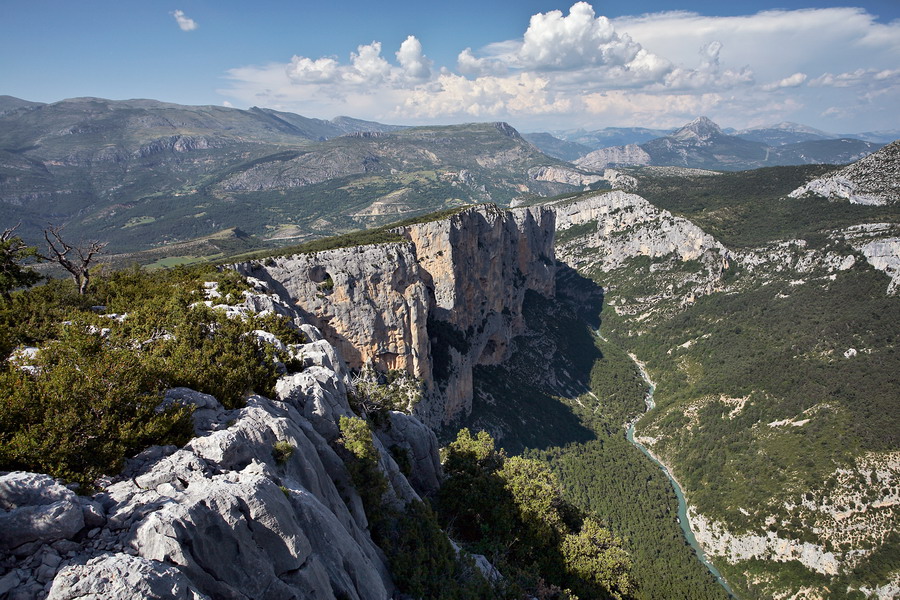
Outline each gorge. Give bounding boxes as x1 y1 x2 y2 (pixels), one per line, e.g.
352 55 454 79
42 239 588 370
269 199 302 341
2 151 900 599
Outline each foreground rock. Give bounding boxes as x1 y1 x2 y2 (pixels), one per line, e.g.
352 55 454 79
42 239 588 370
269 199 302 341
1 288 442 600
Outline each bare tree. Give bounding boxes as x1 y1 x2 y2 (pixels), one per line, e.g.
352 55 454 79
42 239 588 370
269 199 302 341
1 223 42 302
38 226 107 295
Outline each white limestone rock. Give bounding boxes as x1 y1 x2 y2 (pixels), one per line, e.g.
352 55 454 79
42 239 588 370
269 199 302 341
47 555 209 600
0 473 85 553
789 140 900 205
375 411 442 496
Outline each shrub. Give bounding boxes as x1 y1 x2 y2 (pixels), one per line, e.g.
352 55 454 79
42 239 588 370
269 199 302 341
272 441 295 465
0 327 193 489
338 415 388 525
438 429 635 599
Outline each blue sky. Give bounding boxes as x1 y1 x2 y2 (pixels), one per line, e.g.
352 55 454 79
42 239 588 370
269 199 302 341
2 1 899 133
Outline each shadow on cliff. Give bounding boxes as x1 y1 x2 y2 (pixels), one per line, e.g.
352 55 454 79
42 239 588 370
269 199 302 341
441 263 607 454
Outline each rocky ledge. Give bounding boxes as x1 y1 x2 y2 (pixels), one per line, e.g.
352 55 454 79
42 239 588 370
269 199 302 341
0 284 441 600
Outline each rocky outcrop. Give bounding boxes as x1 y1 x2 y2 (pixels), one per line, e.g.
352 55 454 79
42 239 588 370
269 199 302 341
527 166 604 188
551 190 728 272
400 205 556 425
237 204 556 427
239 243 432 385
789 140 900 205
575 144 651 171
1 286 443 600
688 507 841 575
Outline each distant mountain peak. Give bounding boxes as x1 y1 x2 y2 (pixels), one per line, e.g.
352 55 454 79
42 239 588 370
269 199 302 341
671 117 723 142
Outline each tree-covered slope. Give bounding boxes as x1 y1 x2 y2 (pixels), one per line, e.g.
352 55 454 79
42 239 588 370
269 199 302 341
543 165 900 599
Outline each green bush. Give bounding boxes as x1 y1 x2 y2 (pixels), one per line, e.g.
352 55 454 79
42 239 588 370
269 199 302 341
0 327 192 489
438 429 635 599
0 265 294 486
272 440 295 465
338 415 388 526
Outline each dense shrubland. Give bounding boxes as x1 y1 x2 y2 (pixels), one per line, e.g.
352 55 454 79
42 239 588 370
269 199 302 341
0 265 301 487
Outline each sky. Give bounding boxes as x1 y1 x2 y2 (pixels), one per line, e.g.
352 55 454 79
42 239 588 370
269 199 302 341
2 1 899 133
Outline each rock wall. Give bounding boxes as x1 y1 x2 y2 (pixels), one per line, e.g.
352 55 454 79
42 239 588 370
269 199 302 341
688 507 841 575
237 204 556 427
574 144 651 171
551 190 729 273
1 284 442 600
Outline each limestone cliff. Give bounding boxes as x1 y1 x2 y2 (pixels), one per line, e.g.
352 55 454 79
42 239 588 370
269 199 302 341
549 191 730 317
237 204 556 427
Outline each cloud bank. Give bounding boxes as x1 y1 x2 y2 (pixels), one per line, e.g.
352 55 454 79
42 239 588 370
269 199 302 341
220 2 900 131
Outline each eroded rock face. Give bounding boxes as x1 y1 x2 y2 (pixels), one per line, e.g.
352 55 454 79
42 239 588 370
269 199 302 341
237 204 556 426
575 144 651 171
551 190 728 272
238 243 432 387
527 166 604 188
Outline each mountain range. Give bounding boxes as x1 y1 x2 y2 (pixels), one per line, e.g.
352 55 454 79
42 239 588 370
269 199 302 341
1 95 895 261
568 117 884 171
0 96 576 255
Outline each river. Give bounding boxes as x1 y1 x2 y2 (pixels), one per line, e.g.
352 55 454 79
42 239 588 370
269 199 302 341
624 353 739 599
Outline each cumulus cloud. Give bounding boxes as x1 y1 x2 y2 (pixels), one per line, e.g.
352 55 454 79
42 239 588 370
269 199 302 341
457 48 506 77
518 2 639 69
286 56 341 83
396 36 432 80
172 10 197 32
762 73 808 91
220 3 900 131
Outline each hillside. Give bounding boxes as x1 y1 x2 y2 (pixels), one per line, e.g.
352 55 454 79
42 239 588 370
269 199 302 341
0 97 572 255
790 140 900 205
535 160 900 598
0 206 647 600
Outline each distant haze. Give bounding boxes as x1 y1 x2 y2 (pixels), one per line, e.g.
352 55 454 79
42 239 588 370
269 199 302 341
2 1 898 133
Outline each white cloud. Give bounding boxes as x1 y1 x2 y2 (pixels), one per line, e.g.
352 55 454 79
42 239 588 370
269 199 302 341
286 56 341 83
810 68 900 88
401 72 572 119
518 2 639 69
761 73 807 91
396 36 432 81
457 48 507 77
172 10 197 32
220 3 900 131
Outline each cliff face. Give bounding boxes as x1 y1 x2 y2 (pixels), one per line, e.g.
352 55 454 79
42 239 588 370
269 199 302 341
238 205 556 427
551 190 729 276
789 140 900 205
401 205 556 425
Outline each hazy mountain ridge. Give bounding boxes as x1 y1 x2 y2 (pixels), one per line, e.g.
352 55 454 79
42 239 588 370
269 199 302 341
573 117 885 172
0 97 572 255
